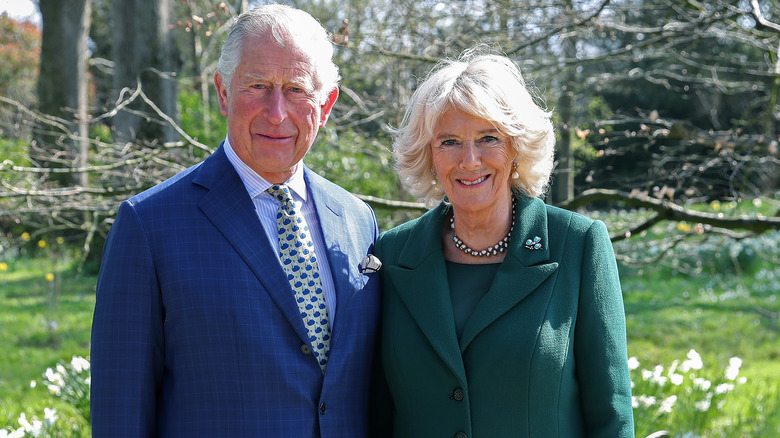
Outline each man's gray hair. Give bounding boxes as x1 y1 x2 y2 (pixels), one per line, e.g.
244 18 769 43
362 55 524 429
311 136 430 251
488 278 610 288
216 4 340 104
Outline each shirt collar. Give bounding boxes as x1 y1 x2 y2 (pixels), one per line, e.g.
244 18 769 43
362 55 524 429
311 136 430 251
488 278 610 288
223 135 308 202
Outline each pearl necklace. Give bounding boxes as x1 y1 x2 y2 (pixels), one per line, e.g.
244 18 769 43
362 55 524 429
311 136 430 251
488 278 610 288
450 199 515 257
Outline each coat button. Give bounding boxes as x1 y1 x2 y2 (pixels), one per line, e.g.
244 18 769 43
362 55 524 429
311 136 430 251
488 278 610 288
451 387 464 401
319 402 327 415
300 344 312 355
454 432 467 438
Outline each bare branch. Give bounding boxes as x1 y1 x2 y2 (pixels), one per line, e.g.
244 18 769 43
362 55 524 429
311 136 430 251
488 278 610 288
751 0 780 33
558 189 780 233
354 194 426 211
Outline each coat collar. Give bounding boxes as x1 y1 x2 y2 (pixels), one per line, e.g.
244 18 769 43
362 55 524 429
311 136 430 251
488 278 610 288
387 195 559 383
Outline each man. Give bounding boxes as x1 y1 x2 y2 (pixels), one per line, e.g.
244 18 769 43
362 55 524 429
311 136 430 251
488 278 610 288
90 4 381 437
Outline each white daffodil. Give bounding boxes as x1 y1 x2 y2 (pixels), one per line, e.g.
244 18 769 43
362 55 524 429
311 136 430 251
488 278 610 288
71 356 91 373
725 357 742 380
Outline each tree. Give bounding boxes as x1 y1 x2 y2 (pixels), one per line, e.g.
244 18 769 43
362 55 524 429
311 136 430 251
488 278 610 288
34 0 91 188
111 0 179 144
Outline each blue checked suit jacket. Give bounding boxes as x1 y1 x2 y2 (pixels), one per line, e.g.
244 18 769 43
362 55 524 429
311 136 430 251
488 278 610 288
90 145 382 437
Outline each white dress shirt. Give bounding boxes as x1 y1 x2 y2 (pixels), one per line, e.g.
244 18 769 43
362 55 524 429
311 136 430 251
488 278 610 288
223 136 338 322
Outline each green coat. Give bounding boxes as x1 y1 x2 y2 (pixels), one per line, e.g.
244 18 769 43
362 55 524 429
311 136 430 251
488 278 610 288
373 196 634 437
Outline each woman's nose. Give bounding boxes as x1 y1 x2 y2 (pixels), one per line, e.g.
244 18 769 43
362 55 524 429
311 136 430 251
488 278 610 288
459 142 481 169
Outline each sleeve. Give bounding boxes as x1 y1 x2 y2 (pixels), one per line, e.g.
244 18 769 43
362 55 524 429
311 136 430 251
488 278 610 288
90 200 164 437
574 220 635 437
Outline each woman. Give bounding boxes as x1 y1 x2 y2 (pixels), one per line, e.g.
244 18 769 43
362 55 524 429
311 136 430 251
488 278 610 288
372 53 634 437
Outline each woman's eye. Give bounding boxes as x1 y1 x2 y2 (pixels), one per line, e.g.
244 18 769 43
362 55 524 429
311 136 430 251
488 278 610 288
440 139 458 147
481 135 499 143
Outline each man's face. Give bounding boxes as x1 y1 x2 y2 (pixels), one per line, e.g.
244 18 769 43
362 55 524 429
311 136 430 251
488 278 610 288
215 34 338 183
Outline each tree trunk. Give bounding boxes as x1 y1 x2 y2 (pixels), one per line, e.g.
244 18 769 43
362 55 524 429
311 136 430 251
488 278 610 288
112 0 179 144
551 5 577 204
36 0 91 188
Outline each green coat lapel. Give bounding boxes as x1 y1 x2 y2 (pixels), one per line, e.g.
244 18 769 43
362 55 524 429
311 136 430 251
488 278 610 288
458 196 559 351
384 197 561 382
386 204 466 384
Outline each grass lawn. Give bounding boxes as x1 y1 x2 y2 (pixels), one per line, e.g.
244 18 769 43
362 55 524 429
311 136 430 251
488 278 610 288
598 199 780 437
0 254 94 435
0 202 778 436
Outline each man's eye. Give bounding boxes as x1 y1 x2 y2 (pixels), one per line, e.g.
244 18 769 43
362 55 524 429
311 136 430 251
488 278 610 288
252 84 268 89
290 87 304 93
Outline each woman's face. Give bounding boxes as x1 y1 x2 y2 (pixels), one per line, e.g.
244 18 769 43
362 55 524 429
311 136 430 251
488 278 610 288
430 107 515 215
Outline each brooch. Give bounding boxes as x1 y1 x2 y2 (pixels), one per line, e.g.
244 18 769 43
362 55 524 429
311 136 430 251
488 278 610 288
524 236 543 250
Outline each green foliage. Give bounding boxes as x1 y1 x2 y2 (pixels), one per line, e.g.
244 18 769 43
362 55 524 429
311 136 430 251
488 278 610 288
308 127 396 197
308 126 420 229
0 136 30 164
177 85 227 150
87 123 112 144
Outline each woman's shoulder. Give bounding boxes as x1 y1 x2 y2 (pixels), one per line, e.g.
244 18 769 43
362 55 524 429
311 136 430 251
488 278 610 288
380 203 446 239
541 202 612 243
377 214 425 258
377 204 447 258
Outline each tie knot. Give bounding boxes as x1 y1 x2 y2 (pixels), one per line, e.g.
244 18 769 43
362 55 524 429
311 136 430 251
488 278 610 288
268 184 291 201
268 184 295 214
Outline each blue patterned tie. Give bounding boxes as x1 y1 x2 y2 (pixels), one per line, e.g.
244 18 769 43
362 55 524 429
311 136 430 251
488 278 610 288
268 184 330 372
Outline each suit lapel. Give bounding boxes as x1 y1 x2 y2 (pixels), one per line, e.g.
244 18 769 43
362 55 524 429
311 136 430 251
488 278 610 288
304 169 358 332
459 196 559 351
389 205 467 384
193 146 312 344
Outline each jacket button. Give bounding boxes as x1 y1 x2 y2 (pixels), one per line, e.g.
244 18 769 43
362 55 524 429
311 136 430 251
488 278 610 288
319 402 327 415
451 387 464 401
454 432 467 438
300 344 312 355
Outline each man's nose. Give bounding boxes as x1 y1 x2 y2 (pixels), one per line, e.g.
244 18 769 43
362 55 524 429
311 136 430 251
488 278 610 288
264 88 287 124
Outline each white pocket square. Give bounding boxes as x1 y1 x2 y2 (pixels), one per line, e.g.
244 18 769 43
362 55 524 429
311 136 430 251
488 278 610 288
359 254 382 274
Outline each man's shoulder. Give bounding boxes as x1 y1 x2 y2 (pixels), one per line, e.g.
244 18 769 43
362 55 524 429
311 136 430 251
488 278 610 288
126 161 204 207
305 167 372 212
127 145 228 208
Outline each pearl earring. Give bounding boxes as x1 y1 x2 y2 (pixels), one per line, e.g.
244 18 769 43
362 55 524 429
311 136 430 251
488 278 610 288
431 169 438 185
511 161 519 180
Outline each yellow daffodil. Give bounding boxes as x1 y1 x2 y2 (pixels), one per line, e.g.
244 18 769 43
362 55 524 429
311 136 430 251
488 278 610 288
709 200 721 211
38 240 47 248
45 273 55 282
21 232 31 242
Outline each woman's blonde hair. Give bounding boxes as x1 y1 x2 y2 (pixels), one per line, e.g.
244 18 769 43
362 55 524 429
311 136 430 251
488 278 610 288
393 52 555 208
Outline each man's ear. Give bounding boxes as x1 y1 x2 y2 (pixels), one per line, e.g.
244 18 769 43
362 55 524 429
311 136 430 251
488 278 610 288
319 88 339 127
214 72 230 117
